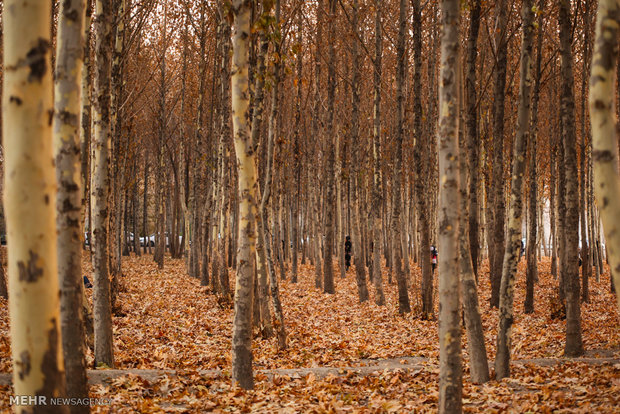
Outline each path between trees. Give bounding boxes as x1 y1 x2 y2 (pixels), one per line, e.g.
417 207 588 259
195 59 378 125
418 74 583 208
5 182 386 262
0 354 617 386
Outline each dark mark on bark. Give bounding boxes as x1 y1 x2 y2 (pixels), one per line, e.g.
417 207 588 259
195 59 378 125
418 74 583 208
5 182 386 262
18 251 44 283
35 322 66 409
9 96 23 106
17 351 31 380
26 39 51 82
58 110 79 126
63 0 79 22
592 150 614 162
45 194 50 205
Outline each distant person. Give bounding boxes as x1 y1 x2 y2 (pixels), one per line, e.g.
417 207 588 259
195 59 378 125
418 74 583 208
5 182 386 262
83 275 92 288
344 236 352 271
431 245 438 274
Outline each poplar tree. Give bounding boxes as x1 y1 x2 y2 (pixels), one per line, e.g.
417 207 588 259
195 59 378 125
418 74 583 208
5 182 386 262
54 0 89 408
3 0 68 407
437 0 462 410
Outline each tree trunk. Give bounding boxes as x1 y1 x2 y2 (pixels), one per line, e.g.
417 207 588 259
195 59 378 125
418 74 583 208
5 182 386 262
495 0 535 380
3 0 68 406
489 0 509 308
525 0 545 314
370 0 385 305
81 1 93 255
230 0 256 390
142 156 149 255
322 0 337 295
291 3 302 284
437 0 462 409
559 0 584 356
251 4 272 337
348 0 368 303
412 0 432 318
91 0 115 368
459 0 489 386
589 0 620 309
54 0 89 408
580 0 592 303
392 0 411 314
465 0 481 279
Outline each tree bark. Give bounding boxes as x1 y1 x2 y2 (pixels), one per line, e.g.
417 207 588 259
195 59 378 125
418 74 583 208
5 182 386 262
3 0 68 406
349 0 369 303
495 0 535 380
412 0 432 318
559 0 584 356
370 0 385 305
92 0 115 368
580 0 592 303
54 0 90 408
459 0 489 385
465 0 481 278
392 0 411 314
322 0 337 295
489 0 509 308
230 0 257 390
437 0 462 410
525 0 545 314
589 0 620 309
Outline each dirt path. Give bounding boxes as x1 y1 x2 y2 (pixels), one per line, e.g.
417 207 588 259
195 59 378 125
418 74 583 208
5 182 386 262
1 354 617 386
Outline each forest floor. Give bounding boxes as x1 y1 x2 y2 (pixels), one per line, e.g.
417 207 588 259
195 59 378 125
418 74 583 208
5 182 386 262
0 251 618 412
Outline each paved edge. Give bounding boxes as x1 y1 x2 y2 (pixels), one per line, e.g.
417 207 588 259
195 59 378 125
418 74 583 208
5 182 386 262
0 355 617 386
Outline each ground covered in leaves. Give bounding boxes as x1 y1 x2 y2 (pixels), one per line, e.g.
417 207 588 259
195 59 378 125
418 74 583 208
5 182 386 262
0 252 618 412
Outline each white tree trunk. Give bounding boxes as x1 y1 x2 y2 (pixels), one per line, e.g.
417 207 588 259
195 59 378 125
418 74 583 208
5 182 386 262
3 0 68 407
589 0 620 309
230 0 257 390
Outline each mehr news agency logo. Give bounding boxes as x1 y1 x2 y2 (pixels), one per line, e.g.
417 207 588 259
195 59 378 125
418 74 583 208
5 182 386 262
10 395 111 407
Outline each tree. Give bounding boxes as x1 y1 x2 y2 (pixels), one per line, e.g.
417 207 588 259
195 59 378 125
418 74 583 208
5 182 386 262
558 0 584 357
589 0 620 309
437 0 462 409
92 0 115 368
230 0 257 390
412 0 433 318
460 0 489 385
349 0 369 304
392 0 410 314
322 0 337 295
3 0 68 407
54 0 90 408
496 0 536 380
525 0 545 314
489 0 509 308
370 0 385 306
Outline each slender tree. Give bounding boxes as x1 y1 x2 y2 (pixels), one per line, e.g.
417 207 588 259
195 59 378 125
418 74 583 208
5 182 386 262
437 0 462 409
3 0 68 407
392 0 410 314
54 0 89 408
323 0 337 295
349 0 369 303
558 0 584 357
525 0 545 314
589 0 620 309
371 0 385 305
230 0 257 390
489 0 509 308
496 0 536 380
91 0 115 367
412 0 433 318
